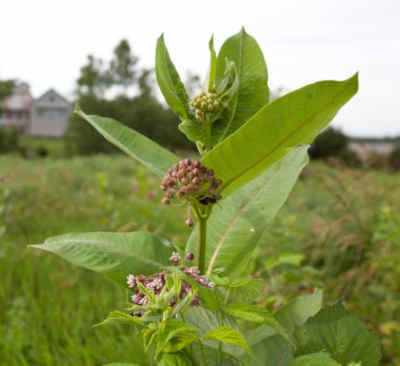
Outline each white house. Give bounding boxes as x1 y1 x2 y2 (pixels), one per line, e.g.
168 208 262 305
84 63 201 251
0 82 72 137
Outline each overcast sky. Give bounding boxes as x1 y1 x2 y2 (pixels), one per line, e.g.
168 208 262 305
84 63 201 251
1 0 399 137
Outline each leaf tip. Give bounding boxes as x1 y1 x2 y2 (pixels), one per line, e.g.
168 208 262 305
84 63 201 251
157 33 165 44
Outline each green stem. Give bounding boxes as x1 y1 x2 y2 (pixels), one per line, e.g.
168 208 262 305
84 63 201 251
198 216 207 275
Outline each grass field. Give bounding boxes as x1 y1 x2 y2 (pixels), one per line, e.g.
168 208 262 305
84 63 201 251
1 154 399 365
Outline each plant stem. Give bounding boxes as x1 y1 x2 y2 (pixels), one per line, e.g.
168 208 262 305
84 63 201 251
198 216 207 275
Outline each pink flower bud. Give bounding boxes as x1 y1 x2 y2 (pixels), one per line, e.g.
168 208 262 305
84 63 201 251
162 197 170 205
169 251 181 265
185 218 194 227
186 252 194 261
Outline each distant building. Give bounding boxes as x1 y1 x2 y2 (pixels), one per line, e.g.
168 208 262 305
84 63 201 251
349 141 397 163
0 82 72 137
0 82 31 131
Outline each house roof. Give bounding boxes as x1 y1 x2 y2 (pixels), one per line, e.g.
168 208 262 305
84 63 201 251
34 88 71 106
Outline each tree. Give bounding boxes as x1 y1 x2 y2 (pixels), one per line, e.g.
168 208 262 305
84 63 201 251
76 55 108 97
109 39 138 93
308 127 348 159
138 68 153 98
0 79 14 104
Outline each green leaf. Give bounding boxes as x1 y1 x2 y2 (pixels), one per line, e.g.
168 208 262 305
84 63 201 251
276 290 323 335
158 353 192 366
207 35 217 92
156 319 198 356
178 118 205 144
294 303 381 366
184 306 243 359
203 326 250 354
287 353 341 366
30 231 172 284
214 28 269 142
75 106 179 177
155 34 190 119
203 73 358 197
187 146 308 276
245 334 293 366
223 304 292 345
96 310 144 328
265 253 304 271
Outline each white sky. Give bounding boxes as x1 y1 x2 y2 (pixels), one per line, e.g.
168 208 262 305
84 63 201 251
1 0 399 137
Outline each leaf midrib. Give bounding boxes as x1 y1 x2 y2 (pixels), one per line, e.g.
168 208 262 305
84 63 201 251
33 238 165 268
206 178 266 275
220 83 352 193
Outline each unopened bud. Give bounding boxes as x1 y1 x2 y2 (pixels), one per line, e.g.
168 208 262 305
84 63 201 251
162 197 170 205
186 252 194 261
185 218 194 227
169 251 181 265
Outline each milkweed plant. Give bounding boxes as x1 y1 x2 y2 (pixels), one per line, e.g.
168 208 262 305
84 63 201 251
32 29 381 366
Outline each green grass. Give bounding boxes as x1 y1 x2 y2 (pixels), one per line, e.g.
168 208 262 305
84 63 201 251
0 154 399 365
18 136 68 158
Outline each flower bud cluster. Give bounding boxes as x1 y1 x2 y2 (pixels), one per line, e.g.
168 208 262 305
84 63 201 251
170 251 215 289
161 159 222 206
126 252 215 317
184 266 216 289
126 271 200 313
190 92 226 121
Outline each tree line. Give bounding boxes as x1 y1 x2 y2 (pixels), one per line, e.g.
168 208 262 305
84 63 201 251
67 39 196 154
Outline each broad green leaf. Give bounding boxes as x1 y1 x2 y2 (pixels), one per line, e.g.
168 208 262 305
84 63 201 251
75 106 179 177
287 353 341 366
203 73 358 197
156 34 190 119
184 306 243 359
156 319 199 356
214 28 269 142
96 310 144 328
30 231 172 284
203 326 250 354
178 118 205 144
294 303 381 366
223 303 292 345
244 334 293 366
276 290 323 335
187 146 308 276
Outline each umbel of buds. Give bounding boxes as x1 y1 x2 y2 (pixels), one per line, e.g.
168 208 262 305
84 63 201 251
190 91 226 121
125 251 215 316
160 159 222 206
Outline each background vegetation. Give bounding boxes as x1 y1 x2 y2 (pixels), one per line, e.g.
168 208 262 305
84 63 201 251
0 154 399 365
0 39 399 365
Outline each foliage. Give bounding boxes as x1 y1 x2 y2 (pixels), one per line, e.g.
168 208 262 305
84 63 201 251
69 39 195 155
109 39 139 92
389 146 400 171
27 29 381 366
2 155 399 365
0 79 14 104
309 127 348 160
256 162 400 365
0 127 19 154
